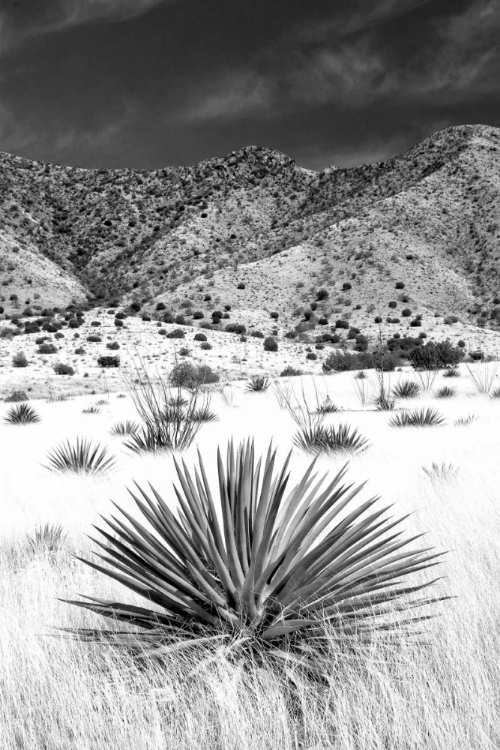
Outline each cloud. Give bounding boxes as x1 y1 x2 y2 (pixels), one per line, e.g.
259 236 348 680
0 0 174 49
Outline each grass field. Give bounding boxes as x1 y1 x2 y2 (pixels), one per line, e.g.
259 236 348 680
1 365 499 749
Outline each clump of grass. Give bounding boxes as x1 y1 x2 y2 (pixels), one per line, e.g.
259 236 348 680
315 396 340 415
165 394 188 409
96 399 109 406
293 423 370 456
246 375 271 392
392 380 421 399
490 388 500 399
62 439 443 680
467 362 499 395
422 462 459 481
389 408 445 428
354 370 367 379
434 386 457 399
443 367 460 378
110 420 140 437
82 405 100 414
219 383 234 407
4 403 41 425
26 523 67 555
44 438 116 475
454 414 477 426
190 405 218 423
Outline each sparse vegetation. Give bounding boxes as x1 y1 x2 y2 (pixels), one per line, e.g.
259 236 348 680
4 403 40 424
389 408 445 428
44 438 116 475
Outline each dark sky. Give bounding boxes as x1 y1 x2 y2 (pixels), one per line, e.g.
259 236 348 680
0 0 499 171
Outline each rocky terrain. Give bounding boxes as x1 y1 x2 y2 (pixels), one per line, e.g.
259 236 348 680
1 123 500 368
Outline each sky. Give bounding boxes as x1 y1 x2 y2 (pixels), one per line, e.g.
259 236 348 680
0 0 499 171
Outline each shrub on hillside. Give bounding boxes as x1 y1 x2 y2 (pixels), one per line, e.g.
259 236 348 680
323 350 398 373
53 363 75 376
280 366 302 377
225 323 246 335
106 341 120 350
166 329 185 339
38 343 58 354
409 341 464 369
200 342 212 350
87 335 102 343
194 333 207 342
97 355 120 368
12 351 28 368
264 336 278 352
170 362 219 388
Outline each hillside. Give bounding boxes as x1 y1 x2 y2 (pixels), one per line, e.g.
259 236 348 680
0 124 499 340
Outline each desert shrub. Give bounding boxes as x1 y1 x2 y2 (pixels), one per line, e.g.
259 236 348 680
87 335 102 343
342 282 352 291
4 390 29 403
114 319 124 328
38 343 58 354
12 351 28 368
323 350 397 373
179 347 190 357
193 311 204 319
64 440 442 677
263 336 278 352
306 352 317 361
194 333 207 342
97 355 120 368
389 408 445 428
434 386 457 399
75 348 86 355
225 323 246 335
388 301 397 309
334 320 350 329
53 363 75 376
246 375 271 392
410 319 422 327
409 341 464 369
236 282 246 289
443 367 460 377
315 397 340 415
110 420 140 437
170 362 219 388
166 329 185 339
106 341 120 350
190 405 218 423
82 406 101 414
293 423 369 456
251 330 264 338
395 282 405 289
26 523 67 555
316 288 329 300
44 438 116 475
115 312 126 320
402 308 412 317
130 302 141 313
4 403 40 425
280 366 302 377
200 342 212 350
392 380 421 399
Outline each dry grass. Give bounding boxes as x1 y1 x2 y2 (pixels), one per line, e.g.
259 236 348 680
1 366 500 748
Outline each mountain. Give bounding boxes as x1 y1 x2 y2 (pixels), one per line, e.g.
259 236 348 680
1 123 499 336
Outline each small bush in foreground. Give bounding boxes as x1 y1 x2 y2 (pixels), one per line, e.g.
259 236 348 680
4 403 40 424
443 367 460 378
12 351 28 368
434 386 456 399
264 336 278 352
110 420 140 436
294 424 370 455
62 440 444 679
392 380 421 399
389 408 445 428
97 355 120 368
44 438 116 475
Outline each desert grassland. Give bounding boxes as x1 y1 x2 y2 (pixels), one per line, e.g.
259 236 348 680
1 366 500 749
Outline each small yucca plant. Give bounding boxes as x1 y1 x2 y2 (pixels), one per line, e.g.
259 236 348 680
190 405 218 423
82 405 100 414
434 386 456 399
315 397 340 415
389 408 445 428
63 440 444 677
392 380 421 399
44 438 116 475
454 414 477 426
443 367 460 378
110 420 140 437
4 403 41 425
246 375 271 392
294 423 370 456
96 399 109 406
490 387 500 399
422 462 459 481
27 523 67 555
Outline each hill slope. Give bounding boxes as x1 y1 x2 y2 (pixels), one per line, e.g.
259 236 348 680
0 124 499 334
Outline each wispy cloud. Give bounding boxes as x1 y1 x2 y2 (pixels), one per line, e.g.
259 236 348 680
0 0 175 50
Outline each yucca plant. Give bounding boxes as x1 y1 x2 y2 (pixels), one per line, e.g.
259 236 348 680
422 462 459 482
246 375 271 392
389 408 445 428
4 403 41 425
392 381 421 400
434 386 457 399
82 405 101 414
27 523 67 555
466 362 499 395
44 438 116 475
165 395 188 409
110 420 141 437
442 367 460 378
62 440 444 678
314 397 340 415
454 415 477 426
294 424 370 456
490 388 500 399
190 405 218 423
96 399 109 406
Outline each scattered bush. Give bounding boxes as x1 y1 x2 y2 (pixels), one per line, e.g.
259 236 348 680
106 342 120 350
44 438 116 475
263 336 278 352
166 329 186 339
392 381 421 399
110 420 140 437
97 355 120 368
280 366 302 377
236 282 246 289
389 408 445 428
200 342 212 350
246 375 271 392
53 363 75 376
306 352 318 361
12 351 28 368
194 333 207 342
294 423 370 456
170 362 219 388
87 335 102 343
4 403 40 425
434 386 457 399
38 343 58 354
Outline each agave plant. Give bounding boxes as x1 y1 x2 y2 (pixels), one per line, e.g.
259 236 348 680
442 367 460 378
294 424 370 456
246 375 271 392
453 414 477 426
315 397 340 415
190 405 219 423
44 438 116 475
4 403 41 425
82 405 101 414
110 420 141 437
490 388 500 399
63 440 444 676
422 462 459 481
389 408 445 428
392 381 421 400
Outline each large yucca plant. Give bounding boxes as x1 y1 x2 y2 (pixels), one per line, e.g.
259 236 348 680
392 381 421 400
44 438 116 475
63 441 444 677
293 424 370 456
389 408 445 428
4 403 41 425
